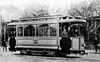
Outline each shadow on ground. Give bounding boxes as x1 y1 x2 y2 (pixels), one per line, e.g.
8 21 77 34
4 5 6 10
13 52 81 58
90 52 100 54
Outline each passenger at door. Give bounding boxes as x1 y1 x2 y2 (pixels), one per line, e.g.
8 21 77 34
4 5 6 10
9 36 16 52
60 28 71 53
62 28 68 38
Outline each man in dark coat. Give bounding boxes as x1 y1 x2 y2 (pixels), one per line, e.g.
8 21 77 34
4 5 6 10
8 30 16 52
60 28 71 54
9 37 16 52
1 34 7 52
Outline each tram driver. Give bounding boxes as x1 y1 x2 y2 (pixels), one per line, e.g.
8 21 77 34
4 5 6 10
60 27 71 54
62 28 68 38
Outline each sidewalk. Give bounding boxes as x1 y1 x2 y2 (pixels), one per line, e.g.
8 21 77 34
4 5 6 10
83 50 100 61
85 50 100 54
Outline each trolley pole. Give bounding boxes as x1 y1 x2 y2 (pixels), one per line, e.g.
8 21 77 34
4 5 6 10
4 23 6 42
0 13 3 45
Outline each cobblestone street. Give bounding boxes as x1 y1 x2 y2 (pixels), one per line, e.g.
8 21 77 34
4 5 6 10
0 47 100 62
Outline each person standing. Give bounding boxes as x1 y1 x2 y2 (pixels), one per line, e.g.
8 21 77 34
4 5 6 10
9 32 16 52
62 28 68 38
1 34 7 52
9 37 16 52
60 28 71 54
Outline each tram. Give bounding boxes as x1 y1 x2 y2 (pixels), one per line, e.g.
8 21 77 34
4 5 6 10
7 16 87 56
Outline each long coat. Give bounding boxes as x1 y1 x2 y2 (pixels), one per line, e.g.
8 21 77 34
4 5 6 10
9 37 16 51
1 35 7 47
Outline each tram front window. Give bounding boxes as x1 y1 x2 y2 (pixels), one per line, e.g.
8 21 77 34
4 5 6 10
69 24 86 37
70 25 80 37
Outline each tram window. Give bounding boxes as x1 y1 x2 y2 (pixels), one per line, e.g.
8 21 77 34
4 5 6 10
18 27 23 36
24 25 35 36
59 23 69 37
37 24 57 36
50 24 57 36
44 27 49 36
50 27 56 36
37 24 49 36
70 26 79 37
38 27 44 36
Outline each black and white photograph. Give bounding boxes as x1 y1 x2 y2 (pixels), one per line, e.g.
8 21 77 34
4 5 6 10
0 0 100 62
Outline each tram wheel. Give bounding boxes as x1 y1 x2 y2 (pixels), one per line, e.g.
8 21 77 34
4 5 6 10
46 51 55 57
42 50 47 56
55 51 67 57
26 52 32 55
80 51 85 55
55 51 61 57
20 50 26 55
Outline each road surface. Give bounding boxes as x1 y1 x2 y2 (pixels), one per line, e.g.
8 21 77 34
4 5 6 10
0 48 100 62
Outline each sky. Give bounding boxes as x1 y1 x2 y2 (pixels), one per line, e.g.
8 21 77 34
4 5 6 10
0 0 88 21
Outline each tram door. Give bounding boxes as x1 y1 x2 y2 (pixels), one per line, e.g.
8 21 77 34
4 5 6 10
70 24 85 50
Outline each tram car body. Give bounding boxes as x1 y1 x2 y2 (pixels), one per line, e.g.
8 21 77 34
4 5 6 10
7 16 87 56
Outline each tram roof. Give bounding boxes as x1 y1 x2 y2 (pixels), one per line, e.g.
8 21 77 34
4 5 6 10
8 19 86 25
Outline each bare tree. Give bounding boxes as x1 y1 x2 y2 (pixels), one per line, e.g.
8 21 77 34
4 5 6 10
31 6 50 17
22 5 50 18
68 0 97 19
68 0 100 31
68 0 100 42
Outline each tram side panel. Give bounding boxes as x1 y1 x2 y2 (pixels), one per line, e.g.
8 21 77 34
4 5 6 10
70 37 85 54
15 37 59 51
15 36 85 54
